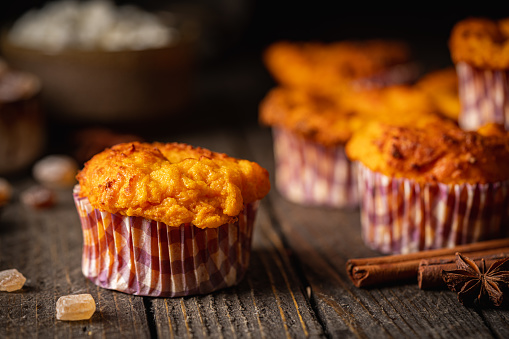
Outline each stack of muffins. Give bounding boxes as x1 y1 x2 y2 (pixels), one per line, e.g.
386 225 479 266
72 16 509 299
260 40 433 208
260 17 509 254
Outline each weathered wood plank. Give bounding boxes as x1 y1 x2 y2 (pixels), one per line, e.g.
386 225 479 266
0 181 150 339
244 126 508 338
150 128 325 339
480 309 509 338
3 125 508 338
150 204 325 338
268 172 501 339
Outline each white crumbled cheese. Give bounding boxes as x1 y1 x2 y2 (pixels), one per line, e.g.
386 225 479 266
8 0 179 52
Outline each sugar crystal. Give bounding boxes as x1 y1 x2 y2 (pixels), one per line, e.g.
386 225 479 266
33 155 78 188
56 294 96 321
20 185 56 209
0 269 26 292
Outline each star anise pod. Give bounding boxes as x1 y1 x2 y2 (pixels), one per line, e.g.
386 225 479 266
442 252 509 307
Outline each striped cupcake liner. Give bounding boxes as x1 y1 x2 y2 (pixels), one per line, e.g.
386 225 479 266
272 127 358 208
357 163 509 254
73 186 257 297
456 62 509 130
0 94 45 175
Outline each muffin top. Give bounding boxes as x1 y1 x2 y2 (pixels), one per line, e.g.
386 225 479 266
76 142 270 228
416 68 460 121
264 40 412 93
259 87 357 146
259 85 442 147
449 17 509 69
346 121 509 185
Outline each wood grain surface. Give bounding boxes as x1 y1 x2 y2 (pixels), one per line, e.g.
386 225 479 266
1 127 509 338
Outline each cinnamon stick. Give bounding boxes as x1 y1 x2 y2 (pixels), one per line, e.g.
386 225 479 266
418 252 509 289
346 238 509 288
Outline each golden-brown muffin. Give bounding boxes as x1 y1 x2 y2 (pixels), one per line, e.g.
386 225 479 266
264 40 413 94
77 142 270 228
340 85 438 121
416 68 460 121
449 17 509 69
346 121 509 185
260 85 444 147
259 87 357 147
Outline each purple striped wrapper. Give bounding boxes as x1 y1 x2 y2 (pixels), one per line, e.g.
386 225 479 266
272 128 358 208
73 185 257 297
357 163 509 254
456 62 509 130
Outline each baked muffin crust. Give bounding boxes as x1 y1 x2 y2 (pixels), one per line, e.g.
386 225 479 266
260 85 442 147
449 17 509 69
259 87 357 146
346 122 509 184
264 40 411 93
76 142 270 228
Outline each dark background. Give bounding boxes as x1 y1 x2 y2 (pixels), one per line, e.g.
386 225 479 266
0 1 507 138
1 1 505 60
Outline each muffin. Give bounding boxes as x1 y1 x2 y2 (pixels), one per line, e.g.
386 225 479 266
260 87 359 207
74 142 270 297
346 121 509 254
0 64 44 175
449 17 509 130
264 40 418 95
416 68 460 122
259 85 443 207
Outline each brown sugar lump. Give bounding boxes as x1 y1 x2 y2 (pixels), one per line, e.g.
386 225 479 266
259 85 444 208
74 142 270 297
346 121 509 254
56 294 96 321
449 17 509 130
416 68 460 122
33 155 78 188
0 269 26 292
20 185 56 209
264 40 418 95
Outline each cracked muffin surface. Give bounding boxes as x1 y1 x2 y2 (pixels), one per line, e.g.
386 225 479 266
346 122 509 185
76 142 270 228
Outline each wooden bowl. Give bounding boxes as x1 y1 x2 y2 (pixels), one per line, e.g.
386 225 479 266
1 31 195 124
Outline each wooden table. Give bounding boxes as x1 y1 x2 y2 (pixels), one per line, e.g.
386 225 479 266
2 126 509 338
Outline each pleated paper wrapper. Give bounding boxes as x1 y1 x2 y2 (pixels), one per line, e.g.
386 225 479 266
272 127 358 208
357 163 509 254
456 61 509 130
73 185 257 297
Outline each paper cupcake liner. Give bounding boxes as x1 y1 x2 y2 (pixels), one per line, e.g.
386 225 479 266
456 62 509 130
272 127 358 207
0 95 45 175
73 186 257 297
357 163 509 254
